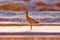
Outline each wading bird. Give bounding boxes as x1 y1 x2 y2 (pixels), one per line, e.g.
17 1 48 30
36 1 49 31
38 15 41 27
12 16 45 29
25 11 39 30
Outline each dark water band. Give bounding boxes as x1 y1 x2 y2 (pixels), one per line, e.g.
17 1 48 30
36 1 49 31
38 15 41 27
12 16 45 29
0 32 60 35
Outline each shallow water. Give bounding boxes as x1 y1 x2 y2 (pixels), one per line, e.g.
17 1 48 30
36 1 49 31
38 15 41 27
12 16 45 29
0 0 60 24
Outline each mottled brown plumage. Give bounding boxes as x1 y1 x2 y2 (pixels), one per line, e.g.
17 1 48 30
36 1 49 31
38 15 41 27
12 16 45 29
25 11 39 30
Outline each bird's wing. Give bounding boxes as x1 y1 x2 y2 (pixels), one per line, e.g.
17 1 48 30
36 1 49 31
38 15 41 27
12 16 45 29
27 17 39 24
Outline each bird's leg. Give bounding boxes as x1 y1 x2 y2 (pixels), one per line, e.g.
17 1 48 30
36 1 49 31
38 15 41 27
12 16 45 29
30 24 32 30
34 37 38 40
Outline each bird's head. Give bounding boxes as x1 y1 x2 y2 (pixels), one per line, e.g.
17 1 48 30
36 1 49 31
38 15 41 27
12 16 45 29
25 11 28 15
25 11 28 13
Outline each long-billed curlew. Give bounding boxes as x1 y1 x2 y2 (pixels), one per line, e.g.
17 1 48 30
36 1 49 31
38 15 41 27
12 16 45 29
25 11 39 30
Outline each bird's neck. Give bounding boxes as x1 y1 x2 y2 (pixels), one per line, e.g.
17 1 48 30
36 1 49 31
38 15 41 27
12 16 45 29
26 12 28 17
